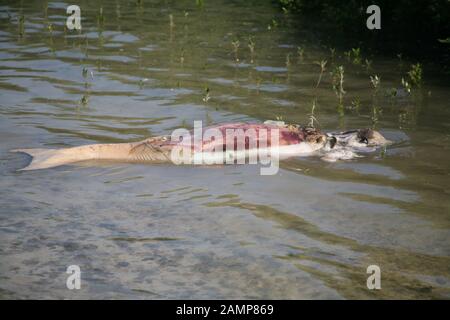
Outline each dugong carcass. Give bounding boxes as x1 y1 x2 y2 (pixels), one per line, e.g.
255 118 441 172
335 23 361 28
12 122 390 170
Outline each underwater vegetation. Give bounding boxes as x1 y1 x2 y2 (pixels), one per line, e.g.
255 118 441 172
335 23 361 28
9 0 434 131
276 0 450 69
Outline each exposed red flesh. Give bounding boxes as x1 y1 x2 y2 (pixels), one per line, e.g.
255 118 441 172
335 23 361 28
163 123 306 151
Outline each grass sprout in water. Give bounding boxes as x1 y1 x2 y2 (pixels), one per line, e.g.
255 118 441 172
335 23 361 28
286 53 292 68
371 102 382 127
331 65 346 110
196 0 204 8
231 40 240 62
98 7 105 27
407 63 423 87
297 46 305 62
169 14 175 28
18 14 25 37
308 99 319 128
344 47 362 65
180 48 185 65
365 59 372 73
267 18 278 30
370 75 382 127
314 60 327 88
248 37 255 64
401 77 412 94
80 94 89 107
202 87 211 102
329 48 336 61
370 75 380 92
350 98 361 113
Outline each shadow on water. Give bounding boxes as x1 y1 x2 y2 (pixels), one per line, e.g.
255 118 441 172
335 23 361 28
281 156 450 228
205 198 450 299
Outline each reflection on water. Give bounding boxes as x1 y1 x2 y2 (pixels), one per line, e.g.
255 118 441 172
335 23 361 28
0 0 449 299
206 198 450 299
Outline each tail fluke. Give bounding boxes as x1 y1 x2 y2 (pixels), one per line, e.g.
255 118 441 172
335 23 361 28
11 140 167 171
11 148 81 171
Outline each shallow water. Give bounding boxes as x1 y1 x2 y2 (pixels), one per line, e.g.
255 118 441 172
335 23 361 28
0 1 449 299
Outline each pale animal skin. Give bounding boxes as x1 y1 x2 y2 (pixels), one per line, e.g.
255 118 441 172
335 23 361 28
11 122 390 171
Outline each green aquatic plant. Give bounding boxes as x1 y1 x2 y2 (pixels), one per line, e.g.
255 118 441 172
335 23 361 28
397 53 404 70
231 40 240 62
308 99 319 128
47 22 53 34
274 0 448 66
387 87 398 99
331 66 346 107
202 87 210 102
98 30 105 47
18 14 25 37
297 46 304 62
329 48 336 61
196 0 204 8
350 98 361 113
138 78 149 89
82 67 94 83
407 63 423 87
344 50 351 60
337 103 345 118
80 94 89 107
370 75 380 92
248 37 255 64
286 53 292 68
267 19 278 30
398 105 419 129
97 7 105 26
180 48 185 65
83 68 93 90
255 76 262 92
371 104 381 128
314 60 327 88
351 48 362 65
344 48 362 65
275 115 284 122
169 14 175 28
370 75 382 127
365 59 372 72
401 77 411 94
44 1 48 18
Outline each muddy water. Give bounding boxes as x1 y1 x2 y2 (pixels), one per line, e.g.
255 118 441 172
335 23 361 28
0 1 449 299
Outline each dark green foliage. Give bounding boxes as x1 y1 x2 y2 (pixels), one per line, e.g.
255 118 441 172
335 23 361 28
275 0 450 62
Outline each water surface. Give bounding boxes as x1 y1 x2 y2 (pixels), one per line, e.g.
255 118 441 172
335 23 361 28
0 0 449 299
